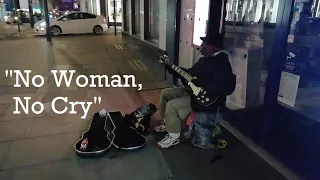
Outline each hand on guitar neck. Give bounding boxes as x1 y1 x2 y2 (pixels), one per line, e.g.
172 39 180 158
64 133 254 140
159 54 219 106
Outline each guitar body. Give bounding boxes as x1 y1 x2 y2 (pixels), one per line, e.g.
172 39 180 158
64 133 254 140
187 82 218 106
74 110 112 158
160 55 219 106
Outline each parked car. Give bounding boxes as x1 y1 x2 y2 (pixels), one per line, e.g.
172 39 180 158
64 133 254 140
33 11 108 36
5 10 30 24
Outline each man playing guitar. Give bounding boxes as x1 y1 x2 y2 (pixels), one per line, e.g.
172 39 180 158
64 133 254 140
155 33 236 148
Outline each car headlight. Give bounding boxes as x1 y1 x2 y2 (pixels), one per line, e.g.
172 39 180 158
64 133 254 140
40 22 46 26
14 17 18 20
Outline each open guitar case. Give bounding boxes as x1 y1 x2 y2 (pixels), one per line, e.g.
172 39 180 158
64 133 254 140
74 110 112 158
74 103 156 158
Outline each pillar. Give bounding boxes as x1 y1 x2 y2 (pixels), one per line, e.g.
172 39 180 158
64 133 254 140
159 0 167 50
139 0 144 40
207 0 226 37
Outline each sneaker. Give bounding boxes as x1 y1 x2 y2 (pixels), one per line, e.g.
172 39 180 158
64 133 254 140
154 124 167 132
157 134 180 148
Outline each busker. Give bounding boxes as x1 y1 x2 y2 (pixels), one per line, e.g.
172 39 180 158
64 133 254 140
155 33 236 148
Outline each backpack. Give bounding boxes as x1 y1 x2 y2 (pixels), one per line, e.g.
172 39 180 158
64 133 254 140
127 103 156 134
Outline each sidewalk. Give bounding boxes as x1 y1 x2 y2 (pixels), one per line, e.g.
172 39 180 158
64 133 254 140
0 36 172 180
0 23 35 40
122 34 289 180
0 34 289 180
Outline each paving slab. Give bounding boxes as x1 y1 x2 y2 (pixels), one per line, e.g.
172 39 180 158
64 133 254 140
28 115 89 138
1 133 80 170
0 86 38 96
138 89 162 108
0 104 9 116
0 141 12 165
0 170 14 180
0 119 34 141
11 160 101 180
1 103 28 121
97 137 172 180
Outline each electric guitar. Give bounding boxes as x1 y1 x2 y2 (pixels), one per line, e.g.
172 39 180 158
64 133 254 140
159 55 219 106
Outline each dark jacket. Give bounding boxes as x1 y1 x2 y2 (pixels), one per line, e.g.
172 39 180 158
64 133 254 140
165 52 236 113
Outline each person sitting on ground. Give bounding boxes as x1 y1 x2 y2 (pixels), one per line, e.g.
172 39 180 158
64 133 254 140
155 33 236 149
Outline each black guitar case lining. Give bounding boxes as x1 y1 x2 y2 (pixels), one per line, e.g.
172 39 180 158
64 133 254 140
74 110 112 157
107 111 147 150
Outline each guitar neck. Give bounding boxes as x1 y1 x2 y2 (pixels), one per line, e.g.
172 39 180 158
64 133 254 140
169 64 193 81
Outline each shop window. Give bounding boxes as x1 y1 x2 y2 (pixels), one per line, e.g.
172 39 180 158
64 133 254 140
192 0 210 46
224 0 281 109
133 0 140 36
225 0 279 24
148 0 159 43
124 0 129 32
108 0 122 26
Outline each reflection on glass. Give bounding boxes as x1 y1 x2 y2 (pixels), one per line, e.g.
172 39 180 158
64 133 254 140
278 0 320 122
192 0 210 46
311 0 320 17
134 0 140 36
108 0 122 23
124 0 130 31
225 0 279 23
149 0 159 43
224 0 280 109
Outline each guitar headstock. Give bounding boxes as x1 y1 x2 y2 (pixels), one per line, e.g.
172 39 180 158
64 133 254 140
159 54 169 64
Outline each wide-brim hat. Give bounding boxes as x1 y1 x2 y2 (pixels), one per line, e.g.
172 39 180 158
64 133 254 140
200 33 224 49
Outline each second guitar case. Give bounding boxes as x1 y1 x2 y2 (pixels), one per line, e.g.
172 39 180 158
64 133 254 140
106 111 147 150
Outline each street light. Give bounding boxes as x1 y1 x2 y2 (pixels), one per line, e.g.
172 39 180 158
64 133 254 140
28 0 35 28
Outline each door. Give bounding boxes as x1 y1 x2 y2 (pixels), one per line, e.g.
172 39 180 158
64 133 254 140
79 13 98 33
57 13 82 34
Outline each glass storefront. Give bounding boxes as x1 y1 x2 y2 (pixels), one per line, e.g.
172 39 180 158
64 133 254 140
224 0 280 110
271 0 320 178
108 0 122 25
222 0 320 178
278 0 320 122
148 0 159 43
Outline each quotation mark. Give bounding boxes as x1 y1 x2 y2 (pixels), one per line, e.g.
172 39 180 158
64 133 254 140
5 70 13 77
94 97 102 104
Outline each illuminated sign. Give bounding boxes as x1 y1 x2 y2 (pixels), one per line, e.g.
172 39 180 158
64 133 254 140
192 0 210 46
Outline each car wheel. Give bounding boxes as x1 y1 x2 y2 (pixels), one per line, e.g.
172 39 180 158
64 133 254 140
51 26 61 36
93 25 103 35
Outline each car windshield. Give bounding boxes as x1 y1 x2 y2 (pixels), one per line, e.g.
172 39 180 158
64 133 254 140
10 10 28 18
